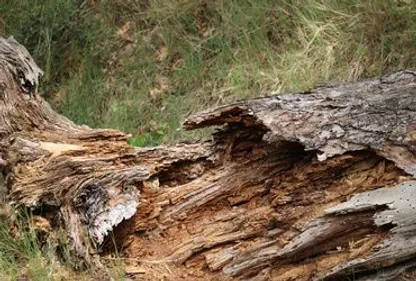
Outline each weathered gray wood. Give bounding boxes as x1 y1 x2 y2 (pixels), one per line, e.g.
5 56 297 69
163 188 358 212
0 36 416 280
0 36 43 96
185 73 416 176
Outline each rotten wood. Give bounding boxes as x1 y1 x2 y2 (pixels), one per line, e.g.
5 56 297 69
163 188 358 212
0 36 415 280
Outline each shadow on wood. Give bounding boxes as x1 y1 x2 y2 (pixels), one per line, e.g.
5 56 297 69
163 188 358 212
0 36 415 280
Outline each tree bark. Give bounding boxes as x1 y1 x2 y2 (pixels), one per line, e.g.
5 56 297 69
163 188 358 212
0 36 415 280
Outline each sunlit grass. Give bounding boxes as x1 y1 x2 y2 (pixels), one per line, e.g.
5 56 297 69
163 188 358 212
0 211 61 280
0 207 126 280
1 0 416 145
1 0 416 279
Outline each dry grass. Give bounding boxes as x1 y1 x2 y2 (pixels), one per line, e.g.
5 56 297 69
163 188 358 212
2 1 416 145
1 1 416 279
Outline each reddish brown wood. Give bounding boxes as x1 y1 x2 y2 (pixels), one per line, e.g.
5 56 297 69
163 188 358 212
1 36 416 280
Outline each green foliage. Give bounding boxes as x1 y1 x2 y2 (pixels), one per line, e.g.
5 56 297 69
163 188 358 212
2 0 416 146
0 209 125 280
0 211 59 280
0 1 114 95
1 0 416 278
127 130 165 147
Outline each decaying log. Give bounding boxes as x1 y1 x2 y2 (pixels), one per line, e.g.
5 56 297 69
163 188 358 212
0 36 415 280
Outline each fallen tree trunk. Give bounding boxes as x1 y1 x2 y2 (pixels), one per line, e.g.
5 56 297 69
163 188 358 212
0 36 415 280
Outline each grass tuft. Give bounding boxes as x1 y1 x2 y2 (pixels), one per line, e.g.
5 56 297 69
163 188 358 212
2 0 416 145
1 1 416 279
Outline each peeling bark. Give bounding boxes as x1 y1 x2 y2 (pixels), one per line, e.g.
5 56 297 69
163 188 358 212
0 37 416 280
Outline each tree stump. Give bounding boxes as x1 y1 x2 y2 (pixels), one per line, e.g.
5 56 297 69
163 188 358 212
0 36 415 280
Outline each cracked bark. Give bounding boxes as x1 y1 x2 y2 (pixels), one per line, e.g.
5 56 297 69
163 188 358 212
0 36 415 280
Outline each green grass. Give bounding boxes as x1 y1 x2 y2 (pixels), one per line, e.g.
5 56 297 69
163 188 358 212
0 178 125 281
0 211 64 280
0 208 126 281
2 0 416 145
1 1 416 279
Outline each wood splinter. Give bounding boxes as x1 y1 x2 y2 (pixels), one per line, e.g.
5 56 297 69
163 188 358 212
0 36 415 280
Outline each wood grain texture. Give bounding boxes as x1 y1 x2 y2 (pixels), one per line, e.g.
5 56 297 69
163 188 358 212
0 36 416 280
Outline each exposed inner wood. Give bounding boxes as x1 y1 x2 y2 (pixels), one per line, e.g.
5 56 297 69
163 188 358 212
0 36 415 280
